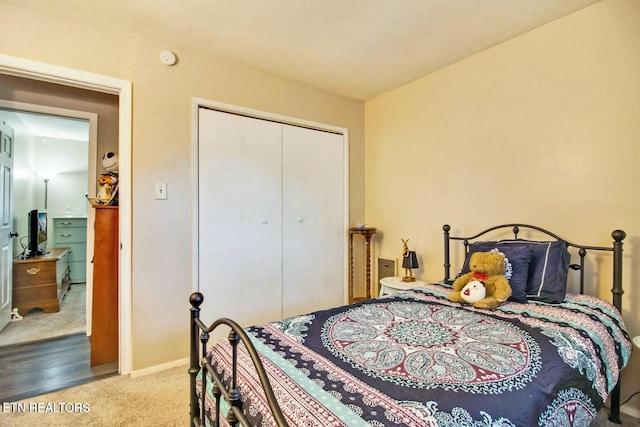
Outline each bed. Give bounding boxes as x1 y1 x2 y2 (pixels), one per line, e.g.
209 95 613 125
189 223 632 426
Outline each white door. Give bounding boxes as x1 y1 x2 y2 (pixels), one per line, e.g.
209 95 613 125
0 121 14 332
282 125 344 318
198 109 283 327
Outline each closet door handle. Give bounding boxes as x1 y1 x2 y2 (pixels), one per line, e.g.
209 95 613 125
261 219 268 224
297 217 303 223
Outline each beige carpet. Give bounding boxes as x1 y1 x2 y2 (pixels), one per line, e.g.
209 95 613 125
0 364 188 426
0 283 86 347
0 362 637 426
594 410 640 426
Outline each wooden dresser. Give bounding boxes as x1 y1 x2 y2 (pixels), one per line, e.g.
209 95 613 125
90 206 119 367
12 247 71 316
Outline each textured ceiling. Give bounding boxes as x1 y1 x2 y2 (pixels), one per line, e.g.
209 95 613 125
6 0 601 100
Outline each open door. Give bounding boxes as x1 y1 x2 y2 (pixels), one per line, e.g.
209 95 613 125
0 120 15 332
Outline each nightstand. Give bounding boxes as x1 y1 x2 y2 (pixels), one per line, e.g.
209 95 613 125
379 276 426 297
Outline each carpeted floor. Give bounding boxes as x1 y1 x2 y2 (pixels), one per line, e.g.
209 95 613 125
593 410 640 426
0 362 637 426
0 283 86 347
0 364 188 426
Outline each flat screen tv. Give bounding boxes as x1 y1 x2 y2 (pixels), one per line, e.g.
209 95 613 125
27 209 48 258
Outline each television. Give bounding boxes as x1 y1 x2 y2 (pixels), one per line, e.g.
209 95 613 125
27 209 48 258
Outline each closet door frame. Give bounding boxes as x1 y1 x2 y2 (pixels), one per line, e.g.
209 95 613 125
191 98 350 308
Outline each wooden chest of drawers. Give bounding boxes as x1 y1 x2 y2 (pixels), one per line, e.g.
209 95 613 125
13 247 71 316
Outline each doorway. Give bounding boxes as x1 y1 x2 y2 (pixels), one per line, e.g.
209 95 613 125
0 99 118 401
0 54 132 375
0 106 94 347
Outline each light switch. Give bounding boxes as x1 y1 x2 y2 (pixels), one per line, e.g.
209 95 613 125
155 182 167 200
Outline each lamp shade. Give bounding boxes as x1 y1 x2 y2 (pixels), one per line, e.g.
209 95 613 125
402 251 419 269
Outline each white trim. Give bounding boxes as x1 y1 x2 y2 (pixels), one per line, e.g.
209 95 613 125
192 97 347 135
342 129 350 305
0 55 124 95
0 54 133 375
622 405 640 420
129 357 189 379
117 82 133 375
191 98 350 303
190 101 200 293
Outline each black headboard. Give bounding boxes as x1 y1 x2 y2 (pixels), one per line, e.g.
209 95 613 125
442 224 626 311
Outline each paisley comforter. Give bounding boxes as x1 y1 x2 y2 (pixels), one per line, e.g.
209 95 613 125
201 283 631 426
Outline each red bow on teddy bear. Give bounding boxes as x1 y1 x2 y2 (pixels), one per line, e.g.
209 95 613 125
473 272 488 281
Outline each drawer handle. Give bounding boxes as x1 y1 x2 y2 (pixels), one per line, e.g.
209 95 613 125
61 222 72 225
61 234 72 237
26 268 41 275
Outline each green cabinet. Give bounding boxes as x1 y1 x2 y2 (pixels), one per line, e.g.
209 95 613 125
52 217 87 284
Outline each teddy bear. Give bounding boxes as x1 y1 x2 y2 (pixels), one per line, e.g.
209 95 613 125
448 251 512 309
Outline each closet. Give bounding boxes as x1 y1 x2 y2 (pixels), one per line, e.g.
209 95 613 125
197 108 346 327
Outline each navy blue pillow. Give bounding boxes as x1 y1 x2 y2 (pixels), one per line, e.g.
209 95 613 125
522 240 571 303
460 241 533 303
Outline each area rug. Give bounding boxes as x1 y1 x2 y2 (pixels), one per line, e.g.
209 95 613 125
0 283 86 347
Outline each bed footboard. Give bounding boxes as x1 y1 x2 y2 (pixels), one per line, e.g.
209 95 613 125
189 292 289 427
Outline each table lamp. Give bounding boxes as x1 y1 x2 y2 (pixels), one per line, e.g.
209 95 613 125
402 251 419 282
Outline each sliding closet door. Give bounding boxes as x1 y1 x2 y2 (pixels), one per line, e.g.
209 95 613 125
282 125 344 318
198 109 283 326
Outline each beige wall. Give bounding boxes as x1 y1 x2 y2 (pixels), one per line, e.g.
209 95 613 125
2 0 637 416
365 0 640 416
0 3 365 370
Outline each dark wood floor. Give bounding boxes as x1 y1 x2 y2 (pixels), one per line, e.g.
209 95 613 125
0 333 118 402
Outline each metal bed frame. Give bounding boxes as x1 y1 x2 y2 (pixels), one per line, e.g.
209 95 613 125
443 223 626 424
188 292 289 427
189 223 627 426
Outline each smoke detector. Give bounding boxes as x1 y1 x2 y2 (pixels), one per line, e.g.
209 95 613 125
160 50 177 66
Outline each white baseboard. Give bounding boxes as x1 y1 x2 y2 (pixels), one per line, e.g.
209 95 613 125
622 404 640 419
128 357 190 379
